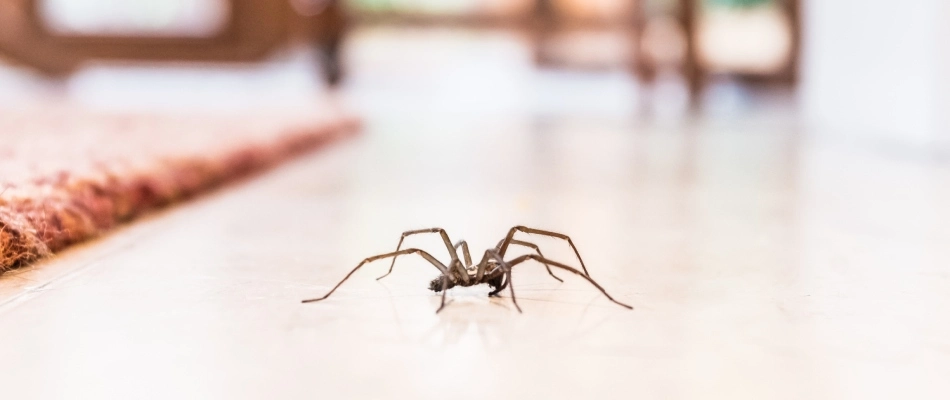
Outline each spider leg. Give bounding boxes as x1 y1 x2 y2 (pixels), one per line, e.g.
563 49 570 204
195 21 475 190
495 238 563 282
473 249 496 282
496 225 592 277
487 274 508 297
502 254 633 310
377 228 465 283
436 274 450 313
453 240 473 267
488 250 522 313
471 250 506 297
302 248 450 303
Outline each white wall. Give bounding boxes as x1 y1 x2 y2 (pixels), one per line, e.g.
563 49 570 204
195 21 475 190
801 0 948 148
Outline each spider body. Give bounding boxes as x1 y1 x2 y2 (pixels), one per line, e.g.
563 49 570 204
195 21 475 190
427 260 506 293
302 226 633 313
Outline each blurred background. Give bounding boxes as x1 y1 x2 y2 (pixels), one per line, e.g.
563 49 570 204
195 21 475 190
0 0 800 114
1 0 945 152
3 0 947 151
0 0 790 117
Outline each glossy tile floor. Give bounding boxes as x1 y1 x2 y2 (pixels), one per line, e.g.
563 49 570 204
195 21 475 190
2 28 950 399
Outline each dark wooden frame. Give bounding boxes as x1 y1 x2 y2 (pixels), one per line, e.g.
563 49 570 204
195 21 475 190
688 0 799 98
0 0 308 74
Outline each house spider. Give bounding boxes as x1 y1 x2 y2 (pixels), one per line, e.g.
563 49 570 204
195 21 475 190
301 226 633 313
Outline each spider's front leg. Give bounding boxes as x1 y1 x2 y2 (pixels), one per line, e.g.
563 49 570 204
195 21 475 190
502 254 633 310
468 250 521 312
496 225 593 277
488 250 522 313
495 238 563 282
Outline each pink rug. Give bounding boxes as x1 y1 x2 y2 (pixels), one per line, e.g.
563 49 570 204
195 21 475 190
0 107 359 272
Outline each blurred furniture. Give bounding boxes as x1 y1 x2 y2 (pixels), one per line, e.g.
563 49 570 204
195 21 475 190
694 0 799 85
533 0 800 104
533 0 637 69
0 0 347 84
1 0 800 101
673 0 800 103
352 0 535 26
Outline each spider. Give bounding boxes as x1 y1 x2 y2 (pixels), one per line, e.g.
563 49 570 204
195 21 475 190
301 226 633 313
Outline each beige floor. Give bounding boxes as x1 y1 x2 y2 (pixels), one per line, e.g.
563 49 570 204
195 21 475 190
3 28 950 400
1 114 949 399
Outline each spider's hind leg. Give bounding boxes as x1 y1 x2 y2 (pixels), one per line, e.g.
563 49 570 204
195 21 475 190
302 248 450 303
377 228 461 281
